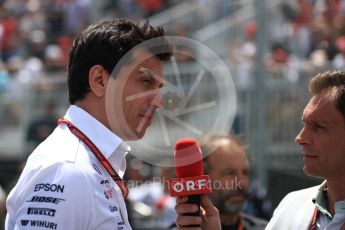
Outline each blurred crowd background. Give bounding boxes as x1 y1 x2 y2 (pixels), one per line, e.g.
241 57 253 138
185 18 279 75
1 0 344 229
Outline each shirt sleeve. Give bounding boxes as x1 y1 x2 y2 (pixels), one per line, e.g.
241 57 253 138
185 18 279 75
6 161 95 230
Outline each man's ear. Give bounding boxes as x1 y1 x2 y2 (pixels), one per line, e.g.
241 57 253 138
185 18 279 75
88 65 109 98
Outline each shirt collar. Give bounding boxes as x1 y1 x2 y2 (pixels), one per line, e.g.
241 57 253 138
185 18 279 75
312 181 333 219
63 105 130 177
335 200 345 214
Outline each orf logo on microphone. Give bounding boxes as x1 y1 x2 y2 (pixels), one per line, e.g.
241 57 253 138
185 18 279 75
169 175 212 197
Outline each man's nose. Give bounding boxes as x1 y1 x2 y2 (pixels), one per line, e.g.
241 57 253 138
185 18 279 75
237 173 249 189
295 127 311 145
151 91 164 108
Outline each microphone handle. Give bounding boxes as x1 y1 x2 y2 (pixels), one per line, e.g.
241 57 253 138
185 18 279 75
183 194 201 227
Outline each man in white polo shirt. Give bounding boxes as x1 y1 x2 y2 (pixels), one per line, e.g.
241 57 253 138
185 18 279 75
175 70 345 229
266 70 345 229
6 18 171 230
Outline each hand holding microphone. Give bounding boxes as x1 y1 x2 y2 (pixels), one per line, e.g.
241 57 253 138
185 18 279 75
175 195 220 230
169 138 220 229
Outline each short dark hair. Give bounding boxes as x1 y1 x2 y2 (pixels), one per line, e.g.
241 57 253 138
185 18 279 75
200 134 246 173
309 70 345 120
67 18 172 104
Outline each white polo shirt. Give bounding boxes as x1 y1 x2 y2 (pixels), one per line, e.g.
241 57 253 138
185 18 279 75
6 105 132 230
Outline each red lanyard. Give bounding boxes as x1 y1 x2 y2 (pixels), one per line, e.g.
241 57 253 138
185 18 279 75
58 118 129 199
309 208 319 230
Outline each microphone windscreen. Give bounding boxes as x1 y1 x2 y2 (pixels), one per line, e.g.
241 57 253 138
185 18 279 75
174 138 203 178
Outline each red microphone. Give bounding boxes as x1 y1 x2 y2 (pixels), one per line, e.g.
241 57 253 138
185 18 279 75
169 138 212 227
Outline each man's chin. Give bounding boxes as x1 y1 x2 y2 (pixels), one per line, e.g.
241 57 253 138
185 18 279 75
303 166 323 178
223 200 246 215
212 197 246 215
117 129 144 141
228 195 246 203
127 129 147 141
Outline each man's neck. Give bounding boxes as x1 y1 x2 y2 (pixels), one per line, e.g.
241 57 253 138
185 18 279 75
325 178 345 216
75 99 109 129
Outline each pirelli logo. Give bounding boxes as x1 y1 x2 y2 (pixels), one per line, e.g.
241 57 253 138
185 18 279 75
27 207 56 217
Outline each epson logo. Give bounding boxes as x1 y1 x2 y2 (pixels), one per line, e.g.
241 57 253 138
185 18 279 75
27 196 65 204
34 183 65 193
27 207 56 217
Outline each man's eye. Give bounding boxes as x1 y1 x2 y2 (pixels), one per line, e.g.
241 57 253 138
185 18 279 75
141 77 151 83
313 124 325 131
223 170 236 176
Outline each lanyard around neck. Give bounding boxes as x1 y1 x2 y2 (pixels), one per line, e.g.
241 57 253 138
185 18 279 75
309 208 319 230
58 118 129 199
238 223 243 230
